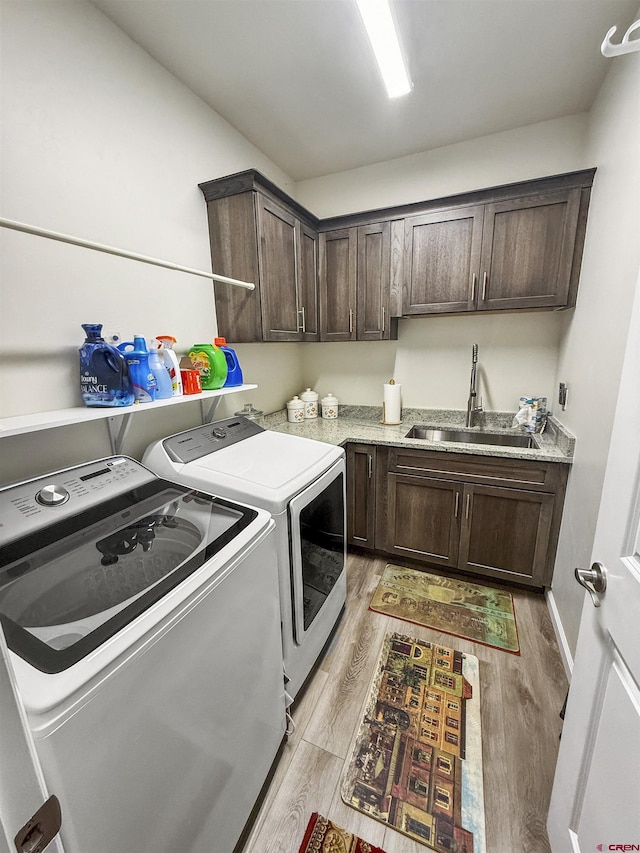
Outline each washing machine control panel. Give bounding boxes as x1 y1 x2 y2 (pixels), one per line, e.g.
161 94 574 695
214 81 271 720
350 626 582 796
0 457 156 544
162 417 264 464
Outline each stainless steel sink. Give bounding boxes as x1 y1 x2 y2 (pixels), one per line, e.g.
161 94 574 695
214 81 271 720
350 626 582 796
405 425 537 449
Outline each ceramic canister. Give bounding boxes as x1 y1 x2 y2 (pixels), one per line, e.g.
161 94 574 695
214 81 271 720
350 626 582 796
286 395 305 423
321 393 339 419
300 387 319 419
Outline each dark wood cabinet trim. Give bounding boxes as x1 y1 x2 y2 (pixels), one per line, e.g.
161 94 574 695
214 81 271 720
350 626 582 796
199 169 319 229
200 168 595 234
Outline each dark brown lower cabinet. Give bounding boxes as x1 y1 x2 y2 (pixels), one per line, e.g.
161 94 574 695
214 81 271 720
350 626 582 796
386 473 461 568
346 443 568 588
346 444 377 548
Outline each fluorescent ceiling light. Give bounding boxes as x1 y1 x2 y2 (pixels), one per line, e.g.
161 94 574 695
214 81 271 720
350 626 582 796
356 0 412 98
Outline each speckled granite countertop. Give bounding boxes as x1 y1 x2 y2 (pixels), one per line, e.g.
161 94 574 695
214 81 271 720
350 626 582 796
264 406 574 464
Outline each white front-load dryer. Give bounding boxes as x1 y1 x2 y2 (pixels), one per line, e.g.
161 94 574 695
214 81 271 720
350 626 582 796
144 416 347 701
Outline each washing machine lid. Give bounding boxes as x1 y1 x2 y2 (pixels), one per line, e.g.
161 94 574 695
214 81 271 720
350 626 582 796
163 430 343 513
0 458 259 674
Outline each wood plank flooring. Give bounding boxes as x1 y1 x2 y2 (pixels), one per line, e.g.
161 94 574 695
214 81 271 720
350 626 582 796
242 552 568 853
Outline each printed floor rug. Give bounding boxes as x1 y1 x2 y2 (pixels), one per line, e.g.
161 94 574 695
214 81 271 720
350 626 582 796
342 631 486 853
369 564 520 654
299 812 388 853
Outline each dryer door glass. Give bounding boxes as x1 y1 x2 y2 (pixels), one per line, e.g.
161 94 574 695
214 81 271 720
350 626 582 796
0 481 256 673
298 471 345 632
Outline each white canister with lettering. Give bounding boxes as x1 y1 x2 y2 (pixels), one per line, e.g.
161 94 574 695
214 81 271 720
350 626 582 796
321 393 339 419
286 395 305 423
300 387 319 419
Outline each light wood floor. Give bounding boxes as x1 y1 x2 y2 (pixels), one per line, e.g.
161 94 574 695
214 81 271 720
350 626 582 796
242 552 568 853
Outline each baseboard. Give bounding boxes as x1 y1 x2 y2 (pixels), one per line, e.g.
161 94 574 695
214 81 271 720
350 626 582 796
545 588 574 679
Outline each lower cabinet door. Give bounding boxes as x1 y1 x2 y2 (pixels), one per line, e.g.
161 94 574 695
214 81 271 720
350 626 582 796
386 473 462 568
458 483 555 586
347 444 377 548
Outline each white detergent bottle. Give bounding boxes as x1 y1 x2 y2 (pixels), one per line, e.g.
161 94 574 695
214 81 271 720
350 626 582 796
156 335 183 396
147 339 173 399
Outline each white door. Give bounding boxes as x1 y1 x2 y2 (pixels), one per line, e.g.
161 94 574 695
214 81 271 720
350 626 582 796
0 629 64 853
547 267 640 851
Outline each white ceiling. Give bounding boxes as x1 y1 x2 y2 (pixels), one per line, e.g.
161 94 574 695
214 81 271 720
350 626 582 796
90 0 639 181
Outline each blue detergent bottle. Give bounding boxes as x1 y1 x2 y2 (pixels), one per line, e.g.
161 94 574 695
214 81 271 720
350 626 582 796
147 339 173 399
79 324 135 407
214 337 243 387
118 335 157 403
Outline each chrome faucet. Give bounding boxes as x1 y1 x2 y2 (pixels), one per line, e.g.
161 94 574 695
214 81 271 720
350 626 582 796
466 343 483 427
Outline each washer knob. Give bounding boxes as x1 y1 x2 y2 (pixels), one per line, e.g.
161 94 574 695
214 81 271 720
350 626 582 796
36 484 70 507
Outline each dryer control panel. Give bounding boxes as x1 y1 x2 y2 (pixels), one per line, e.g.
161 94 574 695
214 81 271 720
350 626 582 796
161 417 264 464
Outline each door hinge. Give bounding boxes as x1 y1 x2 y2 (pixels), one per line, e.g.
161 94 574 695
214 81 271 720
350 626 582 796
14 795 62 853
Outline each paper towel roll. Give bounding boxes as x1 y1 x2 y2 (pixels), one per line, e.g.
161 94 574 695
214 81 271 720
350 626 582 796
382 382 402 424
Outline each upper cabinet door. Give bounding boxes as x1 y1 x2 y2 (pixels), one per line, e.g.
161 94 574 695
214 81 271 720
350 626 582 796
319 228 358 342
357 222 392 341
478 188 582 311
403 206 484 314
207 193 263 343
298 222 320 342
256 196 302 341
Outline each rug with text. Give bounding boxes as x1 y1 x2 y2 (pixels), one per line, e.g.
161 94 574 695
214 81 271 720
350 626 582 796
369 565 519 654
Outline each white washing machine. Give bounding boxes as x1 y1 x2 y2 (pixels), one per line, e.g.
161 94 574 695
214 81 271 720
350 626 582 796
143 416 347 702
0 456 286 853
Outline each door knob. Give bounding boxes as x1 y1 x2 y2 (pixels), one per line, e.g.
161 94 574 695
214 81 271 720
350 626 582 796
574 561 607 607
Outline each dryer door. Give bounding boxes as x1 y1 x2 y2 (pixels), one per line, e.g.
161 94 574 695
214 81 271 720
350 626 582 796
289 459 346 642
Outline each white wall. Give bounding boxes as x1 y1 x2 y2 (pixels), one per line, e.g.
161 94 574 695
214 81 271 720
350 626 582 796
548 45 640 661
295 114 589 217
0 0 303 483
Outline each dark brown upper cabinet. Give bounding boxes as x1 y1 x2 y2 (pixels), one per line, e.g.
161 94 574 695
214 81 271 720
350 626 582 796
478 188 581 311
403 206 484 314
200 168 594 340
403 178 591 317
319 222 399 342
199 173 319 343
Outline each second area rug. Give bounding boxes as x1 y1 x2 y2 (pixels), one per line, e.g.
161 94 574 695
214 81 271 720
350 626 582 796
298 812 388 853
369 564 520 654
342 631 486 852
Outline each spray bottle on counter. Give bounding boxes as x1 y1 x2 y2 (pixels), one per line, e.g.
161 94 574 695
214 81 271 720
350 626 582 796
156 335 183 396
79 324 135 407
118 335 157 403
147 339 173 399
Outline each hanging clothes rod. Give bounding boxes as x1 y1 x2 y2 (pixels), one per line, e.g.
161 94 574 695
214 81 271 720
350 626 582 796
0 216 255 290
601 19 640 57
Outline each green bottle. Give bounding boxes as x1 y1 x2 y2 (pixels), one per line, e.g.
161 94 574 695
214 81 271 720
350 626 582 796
188 343 228 390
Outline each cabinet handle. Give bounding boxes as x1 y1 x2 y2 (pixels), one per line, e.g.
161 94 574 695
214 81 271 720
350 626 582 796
482 271 488 301
465 493 471 520
454 492 459 518
298 306 306 333
349 308 354 334
470 273 477 302
382 306 386 332
368 454 373 479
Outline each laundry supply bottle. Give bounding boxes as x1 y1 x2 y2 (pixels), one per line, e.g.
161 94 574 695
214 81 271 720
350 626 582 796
147 339 173 399
214 337 243 387
79 324 135 407
156 335 183 396
188 342 228 390
118 335 157 403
